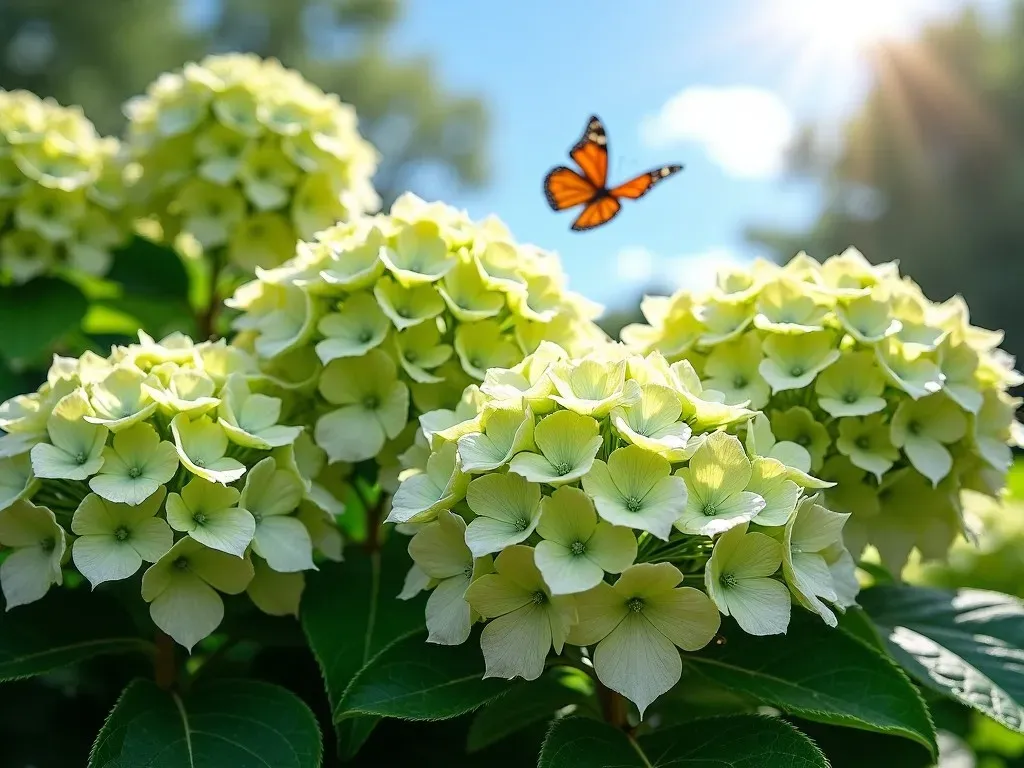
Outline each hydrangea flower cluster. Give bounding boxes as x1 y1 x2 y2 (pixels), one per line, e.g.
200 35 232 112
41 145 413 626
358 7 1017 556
393 342 856 715
124 54 380 271
0 89 131 282
227 193 607 487
622 249 1023 574
0 333 341 649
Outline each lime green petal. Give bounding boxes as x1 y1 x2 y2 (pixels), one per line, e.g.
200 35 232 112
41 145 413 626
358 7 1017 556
534 541 604 596
408 509 471 579
479 602 552 681
253 515 315 572
536 487 598 547
567 581 626 646
875 339 943 399
73 535 142 588
747 458 800 527
836 293 902 343
465 473 542 557
509 410 601 486
585 522 637 575
240 457 304 518
455 320 521 380
438 260 505 322
170 415 246 485
374 277 445 330
593 612 680 717
149 571 224 652
465 572 533 619
315 406 387 464
425 573 474 645
388 444 469 524
722 577 792 636
0 453 36 512
642 586 720 651
689 431 752 501
314 292 390 363
457 404 535 473
549 359 633 418
247 558 304 617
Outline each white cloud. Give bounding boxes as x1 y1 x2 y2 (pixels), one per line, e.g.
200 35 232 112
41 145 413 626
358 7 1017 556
615 246 655 285
613 245 752 295
665 248 751 294
640 86 795 179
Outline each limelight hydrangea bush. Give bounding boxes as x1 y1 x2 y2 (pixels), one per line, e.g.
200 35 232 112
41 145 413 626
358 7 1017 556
0 89 131 282
392 342 858 715
227 193 607 492
622 249 1023 574
124 53 380 271
0 332 340 649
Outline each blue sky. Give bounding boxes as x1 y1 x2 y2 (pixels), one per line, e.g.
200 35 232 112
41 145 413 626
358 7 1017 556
386 0 1006 310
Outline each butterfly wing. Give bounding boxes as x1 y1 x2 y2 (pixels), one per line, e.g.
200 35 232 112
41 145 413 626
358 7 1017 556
569 115 609 189
571 196 622 231
543 166 599 211
608 164 684 200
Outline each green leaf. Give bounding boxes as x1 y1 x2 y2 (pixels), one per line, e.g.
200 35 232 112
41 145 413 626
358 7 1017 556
859 584 1024 734
339 629 513 721
106 236 189 302
89 678 321 767
539 714 828 767
467 668 594 752
682 613 937 755
0 277 88 362
300 530 425 758
0 589 153 682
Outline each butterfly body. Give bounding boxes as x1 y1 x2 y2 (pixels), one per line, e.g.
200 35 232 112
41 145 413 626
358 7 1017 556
544 115 683 231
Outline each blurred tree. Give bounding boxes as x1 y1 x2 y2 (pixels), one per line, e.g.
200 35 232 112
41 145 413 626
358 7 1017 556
748 2 1024 366
0 0 488 206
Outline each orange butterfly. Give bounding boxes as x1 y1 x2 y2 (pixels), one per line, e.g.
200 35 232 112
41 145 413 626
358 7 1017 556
544 115 683 231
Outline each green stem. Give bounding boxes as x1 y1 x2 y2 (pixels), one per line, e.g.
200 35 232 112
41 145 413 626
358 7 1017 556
197 247 226 340
154 630 177 691
597 679 629 730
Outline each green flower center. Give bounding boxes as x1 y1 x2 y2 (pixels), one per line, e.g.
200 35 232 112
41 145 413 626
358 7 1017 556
174 556 190 571
627 597 644 613
358 330 372 343
40 536 55 553
843 393 858 404
855 436 870 450
531 590 548 606
470 357 483 370
253 513 262 524
513 516 529 533
796 435 810 447
462 564 474 579
907 421 921 436
193 511 207 525
733 376 748 389
128 466 143 479
570 540 587 556
720 572 739 588
40 203 56 218
207 202 222 217
553 460 573 476
114 527 130 542
702 502 718 517
405 350 418 363
194 458 206 468
396 307 411 318
363 395 379 410
624 496 643 513
789 366 805 377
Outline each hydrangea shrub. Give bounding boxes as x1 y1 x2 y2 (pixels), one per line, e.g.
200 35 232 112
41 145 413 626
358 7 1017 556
392 342 858 714
0 89 130 282
227 193 607 506
0 332 339 649
125 53 380 271
622 249 1022 574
